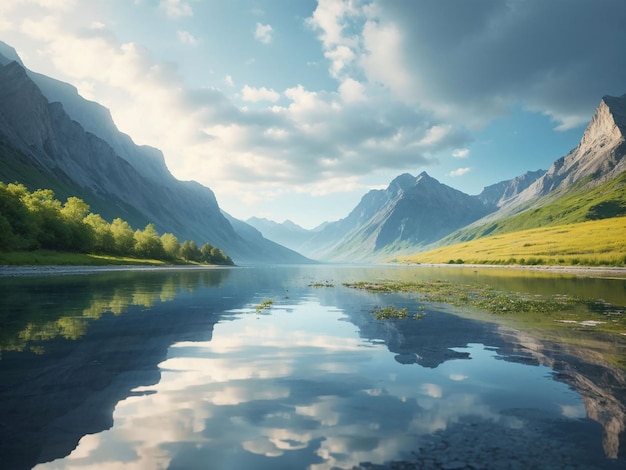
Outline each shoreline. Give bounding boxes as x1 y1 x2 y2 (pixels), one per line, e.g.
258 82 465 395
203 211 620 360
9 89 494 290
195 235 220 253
1 262 625 278
0 264 235 277
404 262 626 278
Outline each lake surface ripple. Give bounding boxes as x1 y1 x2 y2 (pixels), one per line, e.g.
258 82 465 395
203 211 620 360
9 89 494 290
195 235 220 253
1 265 625 469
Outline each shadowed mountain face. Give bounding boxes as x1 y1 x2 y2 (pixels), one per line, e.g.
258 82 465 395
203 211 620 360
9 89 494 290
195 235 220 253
0 44 310 265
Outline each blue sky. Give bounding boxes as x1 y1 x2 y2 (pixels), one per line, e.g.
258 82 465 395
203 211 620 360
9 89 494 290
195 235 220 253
2 0 626 228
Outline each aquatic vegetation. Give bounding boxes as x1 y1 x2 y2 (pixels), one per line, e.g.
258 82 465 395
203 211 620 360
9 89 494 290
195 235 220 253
309 281 335 288
344 281 623 320
255 299 274 312
371 305 425 320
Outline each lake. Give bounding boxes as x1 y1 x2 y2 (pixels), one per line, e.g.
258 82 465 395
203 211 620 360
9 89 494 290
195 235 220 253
1 264 625 469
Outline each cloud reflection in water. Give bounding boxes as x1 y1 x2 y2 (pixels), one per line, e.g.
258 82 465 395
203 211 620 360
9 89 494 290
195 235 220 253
37 299 591 469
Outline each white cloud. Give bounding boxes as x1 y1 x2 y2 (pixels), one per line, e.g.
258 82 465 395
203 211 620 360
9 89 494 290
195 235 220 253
177 30 198 46
452 148 469 159
419 125 451 147
361 0 626 129
159 0 193 19
224 75 234 87
449 167 471 177
338 78 365 103
254 22 273 44
241 85 280 103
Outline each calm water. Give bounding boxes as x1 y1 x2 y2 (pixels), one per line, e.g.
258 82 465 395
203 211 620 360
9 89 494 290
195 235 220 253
1 265 625 469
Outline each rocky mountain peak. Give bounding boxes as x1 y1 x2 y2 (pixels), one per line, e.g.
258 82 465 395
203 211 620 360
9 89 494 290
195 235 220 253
578 94 626 152
602 94 626 135
0 41 24 67
388 173 417 194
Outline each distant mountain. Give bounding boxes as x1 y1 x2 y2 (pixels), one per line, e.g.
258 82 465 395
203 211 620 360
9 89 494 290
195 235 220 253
0 42 310 265
295 172 491 262
478 169 546 210
245 217 319 253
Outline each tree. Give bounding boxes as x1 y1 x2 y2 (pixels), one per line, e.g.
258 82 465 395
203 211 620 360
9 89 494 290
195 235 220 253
110 218 135 255
83 213 114 253
62 197 94 251
200 242 214 262
210 246 233 265
22 188 69 250
134 223 165 259
0 182 37 250
161 233 180 259
180 240 200 261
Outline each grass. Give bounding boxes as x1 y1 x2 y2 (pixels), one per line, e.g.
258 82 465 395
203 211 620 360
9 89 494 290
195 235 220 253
0 250 171 266
445 172 626 246
390 216 626 267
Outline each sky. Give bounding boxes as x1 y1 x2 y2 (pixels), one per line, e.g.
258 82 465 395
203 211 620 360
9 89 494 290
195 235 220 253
2 0 626 229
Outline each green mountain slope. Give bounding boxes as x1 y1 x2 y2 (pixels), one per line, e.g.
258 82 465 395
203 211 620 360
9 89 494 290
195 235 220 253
442 172 626 245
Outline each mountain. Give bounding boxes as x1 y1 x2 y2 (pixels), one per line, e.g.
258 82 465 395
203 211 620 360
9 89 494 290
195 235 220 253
504 94 626 208
245 217 319 253
478 169 546 210
295 172 491 262
429 93 626 248
0 43 310 265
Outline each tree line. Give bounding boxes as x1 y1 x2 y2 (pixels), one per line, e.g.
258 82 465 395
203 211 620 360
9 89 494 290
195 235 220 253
0 182 234 265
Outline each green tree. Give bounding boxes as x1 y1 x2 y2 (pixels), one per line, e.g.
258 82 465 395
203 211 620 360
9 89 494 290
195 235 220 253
161 233 180 259
210 246 233 265
22 188 69 250
83 213 114 253
0 182 37 250
62 197 94 251
110 218 135 255
200 242 214 262
180 240 200 261
134 223 165 259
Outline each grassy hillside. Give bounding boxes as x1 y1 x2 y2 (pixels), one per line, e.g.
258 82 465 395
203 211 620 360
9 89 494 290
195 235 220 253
444 171 626 245
390 216 626 267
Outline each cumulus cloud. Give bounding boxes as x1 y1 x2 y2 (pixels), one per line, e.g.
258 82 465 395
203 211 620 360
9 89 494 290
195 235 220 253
309 0 626 130
449 167 471 177
177 30 198 45
452 148 469 159
254 22 273 44
240 85 280 103
159 0 193 19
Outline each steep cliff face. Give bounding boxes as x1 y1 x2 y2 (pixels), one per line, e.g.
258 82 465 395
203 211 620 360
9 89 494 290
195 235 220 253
0 51 309 264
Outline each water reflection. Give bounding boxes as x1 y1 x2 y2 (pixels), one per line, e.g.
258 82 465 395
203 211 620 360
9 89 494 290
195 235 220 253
1 265 625 469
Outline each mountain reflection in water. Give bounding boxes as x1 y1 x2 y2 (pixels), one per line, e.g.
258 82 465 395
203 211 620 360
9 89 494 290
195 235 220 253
0 265 625 470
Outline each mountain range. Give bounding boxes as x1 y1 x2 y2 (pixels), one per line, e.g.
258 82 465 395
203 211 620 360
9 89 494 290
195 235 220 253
248 93 626 262
1 40 625 264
